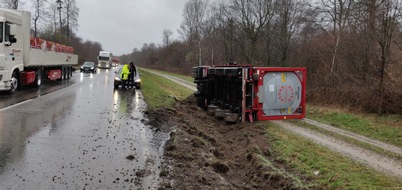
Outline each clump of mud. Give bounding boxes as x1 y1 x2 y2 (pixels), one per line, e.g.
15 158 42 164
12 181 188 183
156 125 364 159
147 96 314 190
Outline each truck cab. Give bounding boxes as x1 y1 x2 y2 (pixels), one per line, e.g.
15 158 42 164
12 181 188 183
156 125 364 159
0 9 24 92
97 51 112 69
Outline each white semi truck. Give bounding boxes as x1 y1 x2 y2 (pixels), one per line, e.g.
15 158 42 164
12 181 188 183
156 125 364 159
97 51 112 69
0 8 78 93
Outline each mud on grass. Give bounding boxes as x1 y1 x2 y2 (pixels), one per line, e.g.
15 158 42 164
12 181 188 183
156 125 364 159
146 96 316 190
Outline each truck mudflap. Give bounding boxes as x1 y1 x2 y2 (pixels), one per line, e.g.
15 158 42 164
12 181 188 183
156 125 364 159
193 65 307 123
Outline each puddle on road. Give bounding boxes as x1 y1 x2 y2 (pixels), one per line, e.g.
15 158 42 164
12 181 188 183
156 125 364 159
0 86 172 189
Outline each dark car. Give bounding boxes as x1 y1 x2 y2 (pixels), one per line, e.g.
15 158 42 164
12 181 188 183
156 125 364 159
114 67 141 89
80 62 97 73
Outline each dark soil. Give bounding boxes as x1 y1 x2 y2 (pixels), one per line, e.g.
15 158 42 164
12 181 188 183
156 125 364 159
146 96 314 190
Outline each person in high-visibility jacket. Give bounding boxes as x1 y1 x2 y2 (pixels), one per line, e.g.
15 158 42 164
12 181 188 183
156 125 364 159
121 63 130 89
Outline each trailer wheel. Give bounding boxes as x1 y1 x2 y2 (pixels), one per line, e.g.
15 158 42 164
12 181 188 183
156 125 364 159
8 71 19 93
197 97 206 108
66 67 71 79
62 67 66 80
33 70 42 87
59 68 63 80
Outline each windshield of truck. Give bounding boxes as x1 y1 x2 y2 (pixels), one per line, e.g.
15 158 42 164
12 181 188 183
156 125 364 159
0 22 3 43
98 56 109 61
4 23 10 42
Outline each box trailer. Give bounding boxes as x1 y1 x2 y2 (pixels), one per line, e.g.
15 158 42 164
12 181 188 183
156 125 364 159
0 8 78 93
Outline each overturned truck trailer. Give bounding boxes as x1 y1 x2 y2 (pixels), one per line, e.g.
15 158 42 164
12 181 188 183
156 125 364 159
193 65 307 123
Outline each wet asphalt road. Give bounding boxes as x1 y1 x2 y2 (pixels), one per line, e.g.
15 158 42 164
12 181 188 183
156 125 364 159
0 68 166 189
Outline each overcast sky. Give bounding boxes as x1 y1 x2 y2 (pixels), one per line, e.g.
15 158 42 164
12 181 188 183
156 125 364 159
75 0 189 56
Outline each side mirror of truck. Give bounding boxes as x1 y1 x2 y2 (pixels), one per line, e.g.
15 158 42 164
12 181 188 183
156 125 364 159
5 36 17 46
10 36 17 43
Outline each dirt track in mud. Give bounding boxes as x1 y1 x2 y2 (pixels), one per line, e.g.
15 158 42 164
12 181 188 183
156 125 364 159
147 97 402 189
147 97 315 190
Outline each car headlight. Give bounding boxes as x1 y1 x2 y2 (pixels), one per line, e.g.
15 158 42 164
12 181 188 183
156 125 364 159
91 67 94 69
135 78 141 82
80 66 83 69
114 77 121 81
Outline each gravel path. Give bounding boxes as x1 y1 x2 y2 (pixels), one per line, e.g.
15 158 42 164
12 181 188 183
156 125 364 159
146 68 402 181
303 118 402 156
274 121 402 180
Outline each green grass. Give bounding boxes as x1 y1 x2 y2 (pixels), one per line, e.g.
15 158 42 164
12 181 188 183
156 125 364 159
138 68 194 110
264 122 402 189
307 105 402 148
157 70 194 83
288 119 402 161
256 154 311 189
141 68 194 83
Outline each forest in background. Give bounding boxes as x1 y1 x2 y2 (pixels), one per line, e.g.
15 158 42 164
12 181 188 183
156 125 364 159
120 0 402 115
1 0 103 65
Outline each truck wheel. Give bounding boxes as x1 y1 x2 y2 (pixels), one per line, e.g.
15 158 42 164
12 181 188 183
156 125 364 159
62 67 66 80
60 68 64 80
33 70 42 87
67 67 71 79
196 97 206 108
8 72 19 93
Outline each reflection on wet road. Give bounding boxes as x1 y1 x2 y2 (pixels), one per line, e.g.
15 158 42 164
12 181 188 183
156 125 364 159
0 69 165 189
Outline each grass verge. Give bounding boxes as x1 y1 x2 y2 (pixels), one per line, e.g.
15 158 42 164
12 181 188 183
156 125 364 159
307 105 402 148
288 119 402 161
138 68 194 110
263 122 402 189
141 68 194 83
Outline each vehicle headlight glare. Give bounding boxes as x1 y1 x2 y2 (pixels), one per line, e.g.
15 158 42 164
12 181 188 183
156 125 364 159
114 77 121 81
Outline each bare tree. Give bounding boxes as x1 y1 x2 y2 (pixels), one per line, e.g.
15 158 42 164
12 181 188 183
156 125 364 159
162 29 173 47
367 0 402 114
316 0 353 73
64 0 79 39
56 0 62 29
32 0 48 38
2 0 22 9
180 0 209 66
275 0 310 66
211 2 236 63
231 0 270 64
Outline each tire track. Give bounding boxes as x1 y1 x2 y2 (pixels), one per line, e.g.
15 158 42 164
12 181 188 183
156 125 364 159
303 118 402 157
274 121 402 180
